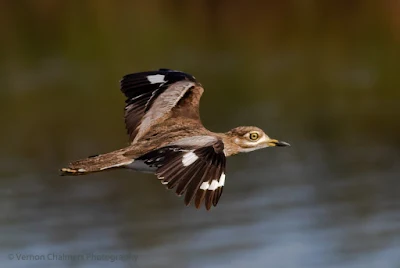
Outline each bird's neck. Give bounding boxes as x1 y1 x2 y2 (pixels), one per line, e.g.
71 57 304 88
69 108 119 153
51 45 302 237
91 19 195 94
216 132 241 157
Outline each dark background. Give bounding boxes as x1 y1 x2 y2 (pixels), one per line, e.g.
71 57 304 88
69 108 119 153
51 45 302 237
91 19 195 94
1 1 399 268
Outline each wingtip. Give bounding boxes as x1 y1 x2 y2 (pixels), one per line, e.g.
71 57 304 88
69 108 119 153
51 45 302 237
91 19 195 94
184 191 215 211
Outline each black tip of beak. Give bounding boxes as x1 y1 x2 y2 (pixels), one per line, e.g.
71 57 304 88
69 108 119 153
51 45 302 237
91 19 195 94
276 141 290 147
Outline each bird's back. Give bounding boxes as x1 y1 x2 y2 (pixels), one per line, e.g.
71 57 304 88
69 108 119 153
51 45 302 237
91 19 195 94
125 118 211 158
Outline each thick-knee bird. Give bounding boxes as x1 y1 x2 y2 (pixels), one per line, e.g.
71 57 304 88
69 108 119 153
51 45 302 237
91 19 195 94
61 69 290 210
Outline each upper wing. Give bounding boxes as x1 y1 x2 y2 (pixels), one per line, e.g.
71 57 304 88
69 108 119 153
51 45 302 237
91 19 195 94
120 69 204 143
135 136 226 210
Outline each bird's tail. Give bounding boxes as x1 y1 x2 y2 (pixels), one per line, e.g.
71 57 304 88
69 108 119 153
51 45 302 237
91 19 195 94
60 150 134 176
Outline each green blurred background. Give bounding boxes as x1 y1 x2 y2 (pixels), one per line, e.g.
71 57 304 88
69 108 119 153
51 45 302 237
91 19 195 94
1 1 399 268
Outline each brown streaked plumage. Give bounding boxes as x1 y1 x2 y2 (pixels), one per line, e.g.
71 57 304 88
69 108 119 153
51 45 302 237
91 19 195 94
61 69 290 210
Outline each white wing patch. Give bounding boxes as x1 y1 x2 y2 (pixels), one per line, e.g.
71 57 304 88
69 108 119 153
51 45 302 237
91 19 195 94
147 74 166 84
199 172 226 190
182 151 199 166
219 173 226 187
200 181 210 190
208 180 219 190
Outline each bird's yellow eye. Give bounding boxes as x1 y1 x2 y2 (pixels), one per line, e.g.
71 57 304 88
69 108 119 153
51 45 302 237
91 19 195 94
249 132 259 141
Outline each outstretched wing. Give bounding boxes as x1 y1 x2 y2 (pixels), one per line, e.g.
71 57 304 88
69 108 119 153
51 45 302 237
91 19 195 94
135 136 226 210
120 69 204 143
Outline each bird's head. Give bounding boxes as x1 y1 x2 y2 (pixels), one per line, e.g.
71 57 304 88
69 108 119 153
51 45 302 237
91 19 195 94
224 126 290 155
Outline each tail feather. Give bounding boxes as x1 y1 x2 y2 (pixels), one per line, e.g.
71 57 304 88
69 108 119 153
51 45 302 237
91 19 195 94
61 151 134 176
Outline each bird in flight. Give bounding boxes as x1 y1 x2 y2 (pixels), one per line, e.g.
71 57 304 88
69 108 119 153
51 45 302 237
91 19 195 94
61 69 290 210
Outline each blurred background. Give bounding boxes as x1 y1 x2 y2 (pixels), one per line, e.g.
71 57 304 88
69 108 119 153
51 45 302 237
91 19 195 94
1 1 400 267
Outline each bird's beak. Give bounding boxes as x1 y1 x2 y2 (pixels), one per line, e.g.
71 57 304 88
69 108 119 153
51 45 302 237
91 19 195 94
267 139 291 147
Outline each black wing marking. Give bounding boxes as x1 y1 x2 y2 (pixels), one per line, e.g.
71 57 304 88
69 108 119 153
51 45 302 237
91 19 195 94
120 69 197 142
136 140 226 210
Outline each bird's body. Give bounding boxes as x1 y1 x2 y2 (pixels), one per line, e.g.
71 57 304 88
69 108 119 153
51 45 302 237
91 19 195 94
61 69 289 209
